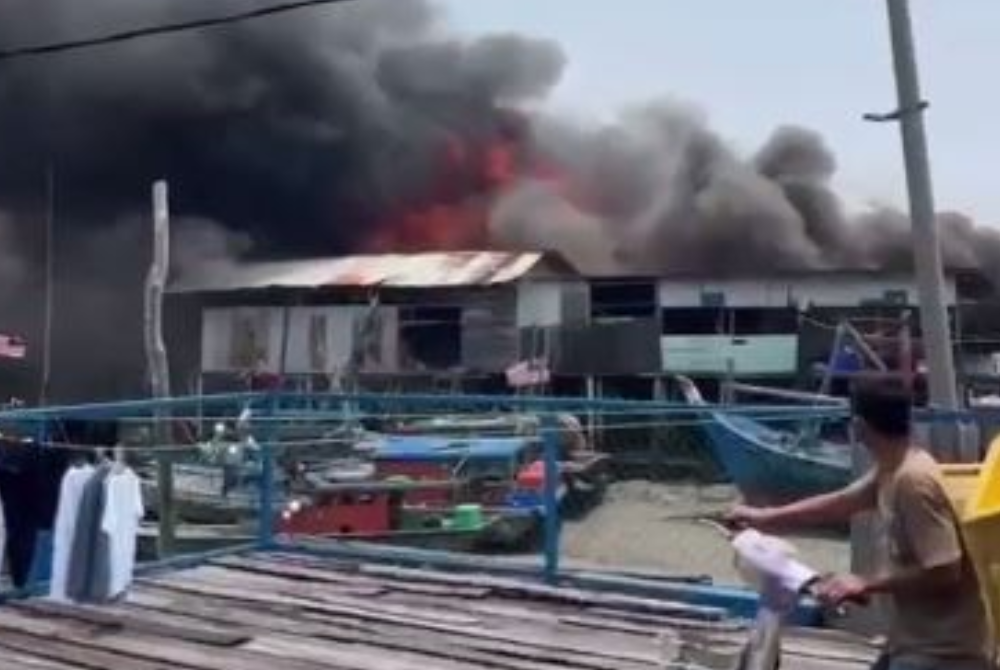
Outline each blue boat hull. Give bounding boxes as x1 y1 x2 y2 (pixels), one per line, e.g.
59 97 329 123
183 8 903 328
701 415 852 503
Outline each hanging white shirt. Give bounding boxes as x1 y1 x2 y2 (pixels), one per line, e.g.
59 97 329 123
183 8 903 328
100 467 144 599
49 464 95 601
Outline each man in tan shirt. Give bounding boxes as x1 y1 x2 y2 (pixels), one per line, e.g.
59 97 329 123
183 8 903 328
728 381 991 669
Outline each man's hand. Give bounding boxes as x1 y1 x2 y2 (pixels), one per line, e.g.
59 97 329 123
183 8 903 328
723 504 774 530
815 574 871 607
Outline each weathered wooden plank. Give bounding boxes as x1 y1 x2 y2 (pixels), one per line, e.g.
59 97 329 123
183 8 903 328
166 563 388 599
139 575 658 665
0 546 878 670
12 599 252 647
584 606 746 632
241 553 880 667
381 592 568 625
0 609 339 670
358 564 724 620
130 581 656 668
211 555 492 599
2 659 70 670
783 658 872 670
0 647 81 670
784 626 883 649
559 614 662 636
124 586 656 670
148 567 484 626
0 629 176 670
291 603 659 667
580 607 878 662
563 613 877 666
242 634 486 670
134 576 874 670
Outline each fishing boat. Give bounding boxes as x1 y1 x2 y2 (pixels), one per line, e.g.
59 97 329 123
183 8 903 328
140 463 279 524
139 412 380 524
676 376 852 504
138 478 540 559
373 426 611 517
278 479 540 552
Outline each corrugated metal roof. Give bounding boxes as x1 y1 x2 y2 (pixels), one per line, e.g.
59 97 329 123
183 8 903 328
170 251 568 293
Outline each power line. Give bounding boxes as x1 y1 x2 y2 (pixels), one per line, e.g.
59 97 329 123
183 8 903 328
0 0 356 63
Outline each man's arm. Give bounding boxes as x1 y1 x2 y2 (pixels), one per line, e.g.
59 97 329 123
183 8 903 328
863 563 963 596
729 469 878 530
817 562 962 606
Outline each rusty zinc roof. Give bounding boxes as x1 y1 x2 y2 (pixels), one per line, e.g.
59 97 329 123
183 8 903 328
170 251 574 293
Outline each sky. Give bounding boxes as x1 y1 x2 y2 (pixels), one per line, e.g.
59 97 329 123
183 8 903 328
440 0 1000 225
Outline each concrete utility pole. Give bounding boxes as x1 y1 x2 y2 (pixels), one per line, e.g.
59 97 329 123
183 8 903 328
874 0 959 413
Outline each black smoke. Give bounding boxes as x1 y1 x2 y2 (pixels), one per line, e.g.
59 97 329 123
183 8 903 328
491 107 1000 280
0 0 997 403
0 0 564 401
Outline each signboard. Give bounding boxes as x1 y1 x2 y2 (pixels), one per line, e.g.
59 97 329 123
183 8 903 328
661 335 798 375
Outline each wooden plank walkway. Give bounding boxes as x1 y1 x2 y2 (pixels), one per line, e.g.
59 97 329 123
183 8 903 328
0 551 880 670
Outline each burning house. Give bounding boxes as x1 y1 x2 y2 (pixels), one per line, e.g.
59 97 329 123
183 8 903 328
570 268 973 401
169 247 993 402
655 269 969 396
168 251 591 394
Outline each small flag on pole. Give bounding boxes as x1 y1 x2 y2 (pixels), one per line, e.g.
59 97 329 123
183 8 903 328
505 359 551 388
0 334 27 360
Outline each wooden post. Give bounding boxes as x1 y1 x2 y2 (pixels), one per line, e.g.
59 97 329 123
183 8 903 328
278 301 292 383
585 376 596 446
724 358 736 404
147 180 175 558
39 164 55 406
818 323 847 398
257 396 278 548
541 415 562 585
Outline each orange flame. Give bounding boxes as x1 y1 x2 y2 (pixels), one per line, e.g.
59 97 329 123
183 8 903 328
366 135 522 252
363 127 590 253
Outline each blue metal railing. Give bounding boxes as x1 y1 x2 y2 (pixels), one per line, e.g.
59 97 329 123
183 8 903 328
1 389 997 618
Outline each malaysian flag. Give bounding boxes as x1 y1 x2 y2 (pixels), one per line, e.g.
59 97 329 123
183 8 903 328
505 359 551 388
0 334 26 360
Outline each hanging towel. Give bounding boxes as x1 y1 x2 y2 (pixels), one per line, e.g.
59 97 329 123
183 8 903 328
49 464 95 600
101 467 144 598
65 465 112 602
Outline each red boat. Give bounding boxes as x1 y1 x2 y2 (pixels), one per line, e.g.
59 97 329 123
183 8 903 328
277 479 538 552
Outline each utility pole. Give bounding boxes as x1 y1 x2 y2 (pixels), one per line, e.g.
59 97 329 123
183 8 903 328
868 0 959 415
39 164 55 405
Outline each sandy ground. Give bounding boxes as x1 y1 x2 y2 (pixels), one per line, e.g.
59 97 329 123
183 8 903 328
561 480 851 585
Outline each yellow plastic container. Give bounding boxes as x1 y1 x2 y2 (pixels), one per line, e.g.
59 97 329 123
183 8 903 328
944 438 1000 652
941 463 982 514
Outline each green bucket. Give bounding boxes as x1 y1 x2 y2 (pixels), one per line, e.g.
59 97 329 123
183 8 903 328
451 503 484 531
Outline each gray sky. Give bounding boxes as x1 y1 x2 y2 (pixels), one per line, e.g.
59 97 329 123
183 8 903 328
441 0 1000 225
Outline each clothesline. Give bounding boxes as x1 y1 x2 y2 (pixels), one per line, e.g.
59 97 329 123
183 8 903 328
0 411 852 456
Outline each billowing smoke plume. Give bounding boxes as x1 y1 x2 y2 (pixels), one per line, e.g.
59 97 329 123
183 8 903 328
0 0 564 400
0 0 997 401
491 106 1000 280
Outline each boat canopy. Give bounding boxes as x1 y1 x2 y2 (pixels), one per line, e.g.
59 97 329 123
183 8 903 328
373 435 536 463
